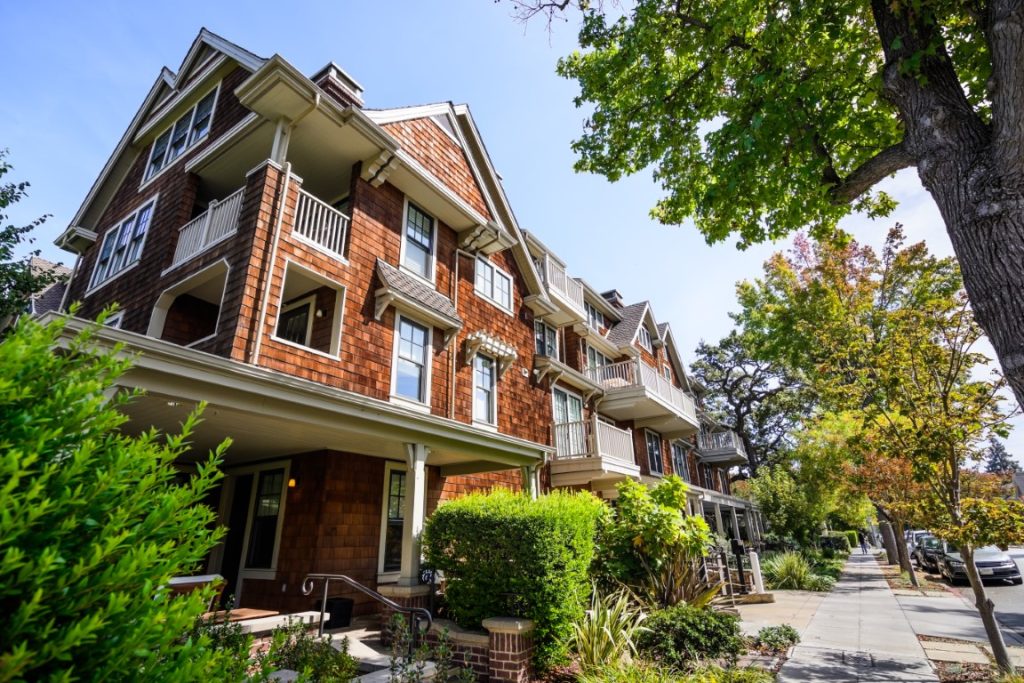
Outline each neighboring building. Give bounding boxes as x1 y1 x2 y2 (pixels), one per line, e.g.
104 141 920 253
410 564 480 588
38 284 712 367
51 30 760 616
1013 472 1024 500
26 257 71 316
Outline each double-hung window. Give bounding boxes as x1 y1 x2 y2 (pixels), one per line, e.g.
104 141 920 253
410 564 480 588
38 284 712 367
145 88 219 181
586 345 611 371
534 321 558 358
394 316 430 404
473 354 497 425
381 467 406 574
402 203 435 280
245 468 285 570
671 441 690 482
475 258 513 312
90 199 156 289
275 296 314 346
645 430 664 475
637 326 653 352
585 301 605 331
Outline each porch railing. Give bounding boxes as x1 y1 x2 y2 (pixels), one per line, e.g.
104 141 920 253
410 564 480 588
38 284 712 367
586 359 698 423
293 189 350 257
171 187 244 267
541 253 585 312
699 430 747 456
552 417 635 466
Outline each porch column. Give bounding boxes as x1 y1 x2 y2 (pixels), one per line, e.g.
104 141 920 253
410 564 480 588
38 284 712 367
730 507 742 541
400 443 429 586
713 503 726 537
520 464 538 499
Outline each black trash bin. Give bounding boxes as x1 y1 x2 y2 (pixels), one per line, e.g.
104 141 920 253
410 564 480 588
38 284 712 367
322 597 354 630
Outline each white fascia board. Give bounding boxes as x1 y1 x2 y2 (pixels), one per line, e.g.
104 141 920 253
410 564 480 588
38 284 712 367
41 314 550 461
364 102 455 125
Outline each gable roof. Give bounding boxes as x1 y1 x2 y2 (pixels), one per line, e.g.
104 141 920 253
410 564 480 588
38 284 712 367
58 29 267 245
606 301 659 349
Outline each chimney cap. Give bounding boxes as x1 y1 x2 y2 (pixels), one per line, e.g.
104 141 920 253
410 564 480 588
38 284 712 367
601 289 624 307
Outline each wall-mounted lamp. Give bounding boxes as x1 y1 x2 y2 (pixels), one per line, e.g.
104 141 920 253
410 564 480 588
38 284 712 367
315 308 325 319
288 477 298 489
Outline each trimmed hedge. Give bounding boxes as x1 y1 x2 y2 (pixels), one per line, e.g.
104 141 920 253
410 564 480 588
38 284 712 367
423 489 605 669
637 604 744 669
844 530 860 549
819 531 851 553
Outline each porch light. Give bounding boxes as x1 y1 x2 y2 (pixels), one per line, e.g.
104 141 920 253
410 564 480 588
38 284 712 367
288 477 297 489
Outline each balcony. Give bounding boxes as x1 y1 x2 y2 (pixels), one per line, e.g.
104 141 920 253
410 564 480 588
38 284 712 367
539 253 585 325
586 359 700 437
549 417 640 487
293 189 350 258
170 187 245 269
698 430 749 467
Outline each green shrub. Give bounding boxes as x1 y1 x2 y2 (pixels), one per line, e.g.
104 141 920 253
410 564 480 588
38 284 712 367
819 532 851 553
0 315 236 682
637 605 744 670
844 530 860 549
762 551 835 591
567 587 648 674
579 662 774 683
754 624 800 653
264 619 358 682
423 488 605 669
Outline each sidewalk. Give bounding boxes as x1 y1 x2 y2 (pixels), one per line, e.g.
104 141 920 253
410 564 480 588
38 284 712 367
777 554 938 682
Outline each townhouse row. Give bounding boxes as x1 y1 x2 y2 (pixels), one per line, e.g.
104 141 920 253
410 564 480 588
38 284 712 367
50 30 762 617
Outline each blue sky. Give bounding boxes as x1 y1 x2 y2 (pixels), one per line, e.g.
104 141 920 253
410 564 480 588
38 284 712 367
2 0 1019 463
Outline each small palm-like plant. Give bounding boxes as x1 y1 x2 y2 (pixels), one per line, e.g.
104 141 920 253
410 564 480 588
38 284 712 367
568 587 648 674
761 551 834 591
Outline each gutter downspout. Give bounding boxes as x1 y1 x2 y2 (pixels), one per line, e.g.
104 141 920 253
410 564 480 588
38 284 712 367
449 247 476 419
250 94 321 365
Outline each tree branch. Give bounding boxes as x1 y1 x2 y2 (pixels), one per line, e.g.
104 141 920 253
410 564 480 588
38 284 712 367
828 142 915 205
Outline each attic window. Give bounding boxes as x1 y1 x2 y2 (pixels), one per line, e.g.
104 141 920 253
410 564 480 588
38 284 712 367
145 86 220 181
637 326 653 353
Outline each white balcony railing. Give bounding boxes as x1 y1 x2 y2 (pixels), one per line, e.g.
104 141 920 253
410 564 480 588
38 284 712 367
293 189 350 257
171 188 244 267
699 430 747 457
553 417 635 466
587 359 698 424
541 254 585 312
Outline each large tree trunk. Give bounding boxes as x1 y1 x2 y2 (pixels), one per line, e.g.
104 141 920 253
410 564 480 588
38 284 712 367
871 0 1024 409
877 513 899 565
891 519 920 588
962 546 1013 672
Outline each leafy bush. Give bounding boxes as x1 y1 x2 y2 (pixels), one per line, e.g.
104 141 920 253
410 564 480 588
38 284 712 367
844 530 860 549
0 315 236 681
423 488 605 669
387 612 477 682
567 588 648 673
761 552 835 591
819 532 851 553
754 624 800 653
264 619 358 682
637 604 744 670
595 477 718 608
578 662 773 683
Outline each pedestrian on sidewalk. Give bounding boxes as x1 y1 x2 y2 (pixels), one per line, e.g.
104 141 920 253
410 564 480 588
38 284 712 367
860 534 869 555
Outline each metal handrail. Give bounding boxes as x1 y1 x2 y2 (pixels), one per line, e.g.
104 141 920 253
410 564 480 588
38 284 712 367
301 573 433 656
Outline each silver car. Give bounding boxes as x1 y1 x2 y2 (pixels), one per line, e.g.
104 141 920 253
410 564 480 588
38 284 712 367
940 543 1022 585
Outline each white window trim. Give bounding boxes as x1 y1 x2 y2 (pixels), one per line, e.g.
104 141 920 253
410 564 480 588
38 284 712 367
377 461 428 584
140 83 222 190
474 256 514 315
272 294 316 348
86 194 160 297
637 326 653 353
232 460 291 591
551 385 584 421
104 311 125 329
586 343 611 370
390 313 433 413
645 429 664 475
671 440 690 482
534 320 558 358
398 198 438 285
473 352 499 427
585 301 606 332
268 260 347 358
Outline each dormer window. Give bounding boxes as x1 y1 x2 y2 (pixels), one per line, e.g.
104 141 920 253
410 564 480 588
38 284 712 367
638 326 653 352
402 202 435 281
145 87 219 181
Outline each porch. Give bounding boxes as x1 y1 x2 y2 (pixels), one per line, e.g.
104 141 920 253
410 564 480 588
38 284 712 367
548 416 641 488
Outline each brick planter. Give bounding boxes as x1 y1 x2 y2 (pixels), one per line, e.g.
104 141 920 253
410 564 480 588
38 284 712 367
482 617 535 683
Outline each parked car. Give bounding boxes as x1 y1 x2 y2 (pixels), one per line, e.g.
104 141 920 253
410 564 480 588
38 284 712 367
912 535 944 573
940 543 1023 585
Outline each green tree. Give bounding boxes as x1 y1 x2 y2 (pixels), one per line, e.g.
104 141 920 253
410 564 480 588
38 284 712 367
0 150 62 329
514 0 1024 415
0 314 236 682
984 437 1019 474
690 330 811 474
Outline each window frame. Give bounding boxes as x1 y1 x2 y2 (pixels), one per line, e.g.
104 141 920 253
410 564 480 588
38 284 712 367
472 352 498 426
671 441 690 482
273 294 316 347
645 429 664 475
377 461 428 583
390 314 433 411
637 325 653 353
586 344 611 370
88 196 159 293
233 459 291 584
475 256 514 314
534 320 558 358
399 200 438 283
585 301 606 332
143 85 221 184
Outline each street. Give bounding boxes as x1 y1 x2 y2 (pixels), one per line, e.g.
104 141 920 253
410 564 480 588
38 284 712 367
945 548 1024 638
